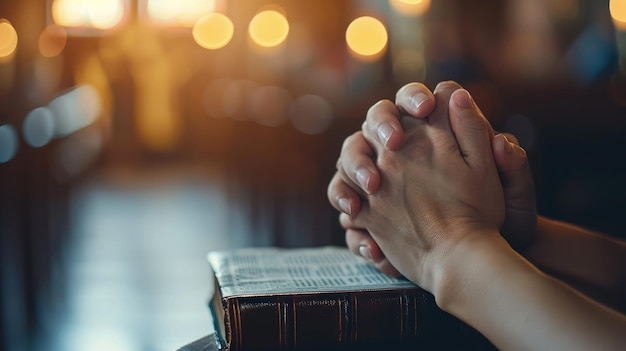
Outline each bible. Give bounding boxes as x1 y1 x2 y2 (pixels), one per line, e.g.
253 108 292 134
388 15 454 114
207 246 493 350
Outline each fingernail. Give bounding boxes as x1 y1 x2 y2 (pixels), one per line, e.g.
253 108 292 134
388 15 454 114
453 89 473 108
502 135 512 153
359 245 373 260
356 168 371 193
411 93 430 113
504 138 513 152
377 123 393 147
338 198 351 215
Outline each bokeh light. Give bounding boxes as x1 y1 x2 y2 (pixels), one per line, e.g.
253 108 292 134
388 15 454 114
610 0 626 30
52 0 84 27
193 13 234 50
0 21 18 60
147 0 216 27
346 16 388 60
52 0 126 29
23 107 55 148
247 85 291 126
39 24 68 58
389 0 432 17
0 124 19 163
49 85 101 137
248 10 289 48
289 95 333 135
89 0 125 29
222 80 259 120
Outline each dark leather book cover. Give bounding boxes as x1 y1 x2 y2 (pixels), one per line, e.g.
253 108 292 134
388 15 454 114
207 246 494 351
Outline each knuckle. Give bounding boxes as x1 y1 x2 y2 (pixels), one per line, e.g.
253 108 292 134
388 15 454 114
376 150 400 174
366 100 394 126
340 131 361 153
461 113 489 133
327 175 338 198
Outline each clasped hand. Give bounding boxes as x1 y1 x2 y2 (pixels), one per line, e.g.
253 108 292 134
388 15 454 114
328 81 535 291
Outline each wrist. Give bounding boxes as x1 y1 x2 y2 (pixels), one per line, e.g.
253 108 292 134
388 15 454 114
428 229 522 312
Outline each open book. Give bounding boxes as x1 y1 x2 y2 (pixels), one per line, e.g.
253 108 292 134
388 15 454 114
207 246 493 350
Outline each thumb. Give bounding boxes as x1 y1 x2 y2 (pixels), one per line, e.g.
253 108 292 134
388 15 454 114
492 134 532 195
492 133 538 249
448 89 494 165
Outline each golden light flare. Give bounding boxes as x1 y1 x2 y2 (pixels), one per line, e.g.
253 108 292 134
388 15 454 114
193 13 234 50
610 0 626 30
52 0 125 29
52 0 84 27
389 0 432 17
147 0 216 27
89 0 125 29
0 21 18 60
248 10 289 48
346 16 388 60
39 25 68 58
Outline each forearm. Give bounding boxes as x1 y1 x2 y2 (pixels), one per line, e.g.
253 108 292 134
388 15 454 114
435 233 626 351
524 216 626 311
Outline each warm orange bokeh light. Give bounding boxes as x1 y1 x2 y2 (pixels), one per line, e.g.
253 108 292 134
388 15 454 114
193 13 233 50
346 16 388 60
52 0 125 29
89 0 125 29
52 0 83 27
610 0 626 30
248 10 289 48
0 21 18 60
39 25 68 58
147 0 216 27
389 0 432 16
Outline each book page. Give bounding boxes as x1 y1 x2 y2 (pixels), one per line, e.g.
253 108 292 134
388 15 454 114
207 246 418 297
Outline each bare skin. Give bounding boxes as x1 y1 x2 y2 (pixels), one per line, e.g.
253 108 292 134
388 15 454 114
327 81 626 349
328 82 626 313
329 81 535 276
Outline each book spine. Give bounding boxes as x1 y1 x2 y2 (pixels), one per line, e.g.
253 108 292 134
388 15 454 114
224 289 485 351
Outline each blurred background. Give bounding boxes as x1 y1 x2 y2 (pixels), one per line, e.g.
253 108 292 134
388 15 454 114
1 0 626 350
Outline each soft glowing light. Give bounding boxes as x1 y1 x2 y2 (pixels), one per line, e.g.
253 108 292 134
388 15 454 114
248 85 291 126
289 95 333 135
0 21 18 59
222 80 258 120
39 25 67 58
23 107 55 148
52 0 125 29
611 0 626 30
88 0 125 29
49 85 101 137
193 13 233 50
52 0 85 27
0 124 18 163
346 16 388 59
248 10 289 48
389 0 431 16
147 0 216 27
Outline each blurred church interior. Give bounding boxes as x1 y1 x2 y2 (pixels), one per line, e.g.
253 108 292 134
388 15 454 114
1 0 626 350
